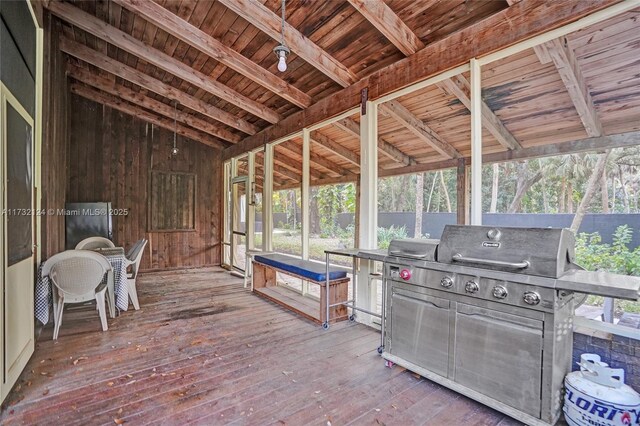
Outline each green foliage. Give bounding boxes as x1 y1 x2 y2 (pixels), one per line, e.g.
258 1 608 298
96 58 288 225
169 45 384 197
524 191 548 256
313 183 356 239
575 225 640 276
377 225 408 249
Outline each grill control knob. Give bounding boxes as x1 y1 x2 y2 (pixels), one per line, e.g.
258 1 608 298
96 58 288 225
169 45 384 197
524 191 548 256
440 277 454 288
399 269 411 281
523 291 541 305
492 285 508 299
465 280 479 294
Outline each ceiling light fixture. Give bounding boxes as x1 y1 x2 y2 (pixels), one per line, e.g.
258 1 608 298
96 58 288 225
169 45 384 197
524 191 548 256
273 0 290 72
171 100 179 156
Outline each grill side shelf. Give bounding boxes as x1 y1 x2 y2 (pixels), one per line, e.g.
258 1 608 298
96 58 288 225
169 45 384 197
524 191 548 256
556 269 640 301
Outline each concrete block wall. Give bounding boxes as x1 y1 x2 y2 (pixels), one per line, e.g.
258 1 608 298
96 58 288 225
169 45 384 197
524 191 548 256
572 331 640 391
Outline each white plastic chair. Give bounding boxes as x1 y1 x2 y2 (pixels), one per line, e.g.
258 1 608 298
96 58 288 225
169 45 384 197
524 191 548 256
42 250 113 340
75 236 115 250
125 239 148 310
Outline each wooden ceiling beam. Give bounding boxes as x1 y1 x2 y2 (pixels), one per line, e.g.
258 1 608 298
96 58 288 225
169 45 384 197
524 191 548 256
60 38 259 135
309 148 356 178
377 141 417 167
66 64 240 145
254 152 304 182
113 0 312 109
277 174 359 191
379 131 640 178
47 1 280 124
437 75 522 150
218 0 357 87
505 0 553 64
545 37 603 137
223 0 616 160
69 83 225 150
310 130 360 167
254 156 290 184
276 141 333 179
380 101 462 159
349 0 474 160
281 130 640 186
333 118 416 166
346 0 425 56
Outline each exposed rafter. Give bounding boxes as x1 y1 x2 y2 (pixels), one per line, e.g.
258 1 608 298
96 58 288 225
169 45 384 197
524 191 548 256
380 101 461 159
437 75 522 150
268 145 331 181
506 0 554 64
276 141 336 180
309 147 357 178
70 84 225 150
112 0 312 109
275 130 640 189
379 131 640 178
47 1 281 124
223 0 617 160
310 131 360 167
60 38 259 136
347 0 425 56
66 64 240 144
254 156 293 186
218 0 358 87
349 0 517 154
333 118 416 166
545 37 603 137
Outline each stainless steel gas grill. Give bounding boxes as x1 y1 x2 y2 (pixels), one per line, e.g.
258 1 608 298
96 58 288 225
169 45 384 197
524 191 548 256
382 225 640 426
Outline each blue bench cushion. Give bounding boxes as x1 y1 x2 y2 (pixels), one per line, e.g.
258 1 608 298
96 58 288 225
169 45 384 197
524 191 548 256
254 253 347 282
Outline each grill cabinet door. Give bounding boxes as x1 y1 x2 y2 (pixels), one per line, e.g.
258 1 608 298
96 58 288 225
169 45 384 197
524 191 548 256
390 291 450 378
454 304 543 418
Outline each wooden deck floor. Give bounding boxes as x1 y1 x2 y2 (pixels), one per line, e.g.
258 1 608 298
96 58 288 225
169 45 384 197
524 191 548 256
1 267 524 425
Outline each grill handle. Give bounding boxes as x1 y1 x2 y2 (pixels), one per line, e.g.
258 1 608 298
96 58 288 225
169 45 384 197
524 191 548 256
389 250 427 260
452 253 530 270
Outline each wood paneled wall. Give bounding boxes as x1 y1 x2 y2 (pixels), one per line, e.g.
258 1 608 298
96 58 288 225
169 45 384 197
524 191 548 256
66 94 222 270
41 13 68 260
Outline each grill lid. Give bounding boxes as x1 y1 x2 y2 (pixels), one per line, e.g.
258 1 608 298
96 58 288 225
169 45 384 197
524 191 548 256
388 238 439 261
437 225 575 278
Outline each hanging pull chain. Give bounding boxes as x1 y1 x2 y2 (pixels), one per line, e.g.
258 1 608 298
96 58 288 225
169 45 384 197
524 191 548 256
281 0 286 46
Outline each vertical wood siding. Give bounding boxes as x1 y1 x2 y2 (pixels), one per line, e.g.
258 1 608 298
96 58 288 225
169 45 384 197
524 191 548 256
66 94 221 270
41 13 68 260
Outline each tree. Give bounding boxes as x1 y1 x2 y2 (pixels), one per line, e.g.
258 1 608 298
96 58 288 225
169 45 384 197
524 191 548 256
426 173 437 212
507 162 544 213
570 151 611 233
309 187 321 235
490 163 499 213
440 170 452 212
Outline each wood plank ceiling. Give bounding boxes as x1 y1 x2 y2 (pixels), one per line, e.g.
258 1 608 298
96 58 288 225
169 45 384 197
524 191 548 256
47 0 640 190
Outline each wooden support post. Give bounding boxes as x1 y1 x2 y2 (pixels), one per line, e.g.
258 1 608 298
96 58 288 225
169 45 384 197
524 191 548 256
263 144 274 252
456 158 467 225
470 58 483 225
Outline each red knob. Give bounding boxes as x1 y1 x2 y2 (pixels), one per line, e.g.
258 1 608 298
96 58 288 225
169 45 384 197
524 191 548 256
400 269 411 280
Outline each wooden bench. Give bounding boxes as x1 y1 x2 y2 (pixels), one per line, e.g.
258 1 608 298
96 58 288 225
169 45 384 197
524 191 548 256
252 253 349 327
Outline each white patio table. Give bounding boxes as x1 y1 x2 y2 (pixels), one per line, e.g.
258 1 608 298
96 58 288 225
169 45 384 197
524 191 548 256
35 247 129 325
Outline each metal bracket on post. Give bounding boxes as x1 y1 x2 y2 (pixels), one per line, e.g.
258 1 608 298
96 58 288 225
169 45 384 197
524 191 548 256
361 88 368 115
